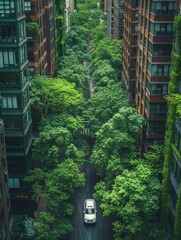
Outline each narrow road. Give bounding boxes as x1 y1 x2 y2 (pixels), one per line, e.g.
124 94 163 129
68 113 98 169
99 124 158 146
67 161 113 240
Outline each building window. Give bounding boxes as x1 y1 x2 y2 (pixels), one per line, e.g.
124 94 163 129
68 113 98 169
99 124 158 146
146 121 166 134
134 24 138 32
18 20 26 42
151 1 177 15
147 61 171 76
146 80 168 95
146 100 167 117
16 0 24 16
19 44 27 65
0 0 15 17
28 66 35 76
9 178 20 188
23 109 31 126
24 1 31 11
0 50 18 68
150 22 173 36
2 96 18 109
148 41 172 56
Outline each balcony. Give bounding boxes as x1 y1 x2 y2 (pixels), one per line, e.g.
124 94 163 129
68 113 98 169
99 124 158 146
151 10 176 16
155 31 173 37
0 12 15 18
0 36 17 44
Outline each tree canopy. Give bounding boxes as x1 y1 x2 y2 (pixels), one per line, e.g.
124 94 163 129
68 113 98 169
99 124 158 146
26 159 85 240
94 164 161 239
84 82 128 136
30 76 84 116
91 107 145 182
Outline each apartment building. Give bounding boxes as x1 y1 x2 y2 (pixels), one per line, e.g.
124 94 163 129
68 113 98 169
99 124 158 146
107 0 114 36
113 0 124 39
25 0 55 76
44 0 55 76
0 0 33 214
25 0 47 76
121 0 138 104
0 102 11 240
135 0 177 153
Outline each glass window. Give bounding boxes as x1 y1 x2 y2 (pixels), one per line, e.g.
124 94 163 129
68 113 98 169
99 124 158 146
2 96 18 108
9 178 20 188
18 20 26 41
24 1 31 11
0 0 15 17
19 44 27 65
147 121 166 134
16 0 24 16
149 62 171 76
0 49 18 68
146 100 167 116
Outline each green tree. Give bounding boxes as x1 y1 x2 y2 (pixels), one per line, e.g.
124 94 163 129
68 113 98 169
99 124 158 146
66 30 88 53
90 23 107 43
92 60 118 82
34 212 72 240
26 160 85 239
84 82 128 136
32 114 87 168
33 125 73 169
131 145 164 181
94 164 161 239
30 76 84 116
39 114 83 133
91 37 122 71
91 107 144 182
58 57 89 92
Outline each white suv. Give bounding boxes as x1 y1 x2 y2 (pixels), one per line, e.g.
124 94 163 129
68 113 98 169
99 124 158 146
83 199 97 224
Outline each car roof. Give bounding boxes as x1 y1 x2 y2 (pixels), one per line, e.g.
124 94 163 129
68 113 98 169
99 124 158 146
85 199 95 208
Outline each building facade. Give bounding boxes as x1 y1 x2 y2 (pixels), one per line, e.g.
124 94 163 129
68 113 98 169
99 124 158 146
25 0 55 76
25 0 47 76
0 0 33 214
135 0 177 153
121 0 138 104
0 100 11 240
65 0 74 33
113 0 124 39
44 0 55 76
107 0 114 36
166 2 181 238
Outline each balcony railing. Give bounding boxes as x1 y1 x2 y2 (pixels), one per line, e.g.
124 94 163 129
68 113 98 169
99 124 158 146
0 36 17 44
151 9 176 15
0 82 19 88
155 31 173 37
148 50 171 57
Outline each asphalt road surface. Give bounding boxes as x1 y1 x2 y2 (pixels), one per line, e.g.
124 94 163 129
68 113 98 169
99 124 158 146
67 161 113 240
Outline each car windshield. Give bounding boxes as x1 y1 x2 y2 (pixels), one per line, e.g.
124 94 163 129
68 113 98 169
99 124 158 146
85 208 95 214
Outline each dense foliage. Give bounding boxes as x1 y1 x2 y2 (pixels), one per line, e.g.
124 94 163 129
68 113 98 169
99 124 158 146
160 15 181 236
26 0 168 239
